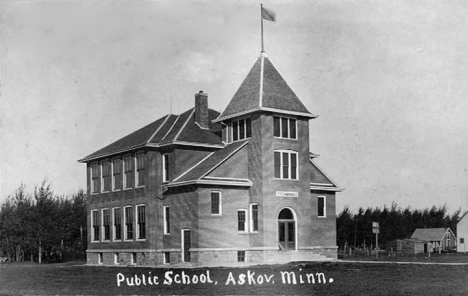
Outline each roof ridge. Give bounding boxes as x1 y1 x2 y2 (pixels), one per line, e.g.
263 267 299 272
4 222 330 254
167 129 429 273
200 140 249 180
160 113 181 143
172 151 216 182
173 108 195 142
146 114 170 144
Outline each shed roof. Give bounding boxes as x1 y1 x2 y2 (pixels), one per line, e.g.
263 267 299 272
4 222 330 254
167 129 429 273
411 228 451 241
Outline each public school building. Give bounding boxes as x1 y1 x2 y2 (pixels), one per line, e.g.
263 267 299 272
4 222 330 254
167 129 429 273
79 52 342 266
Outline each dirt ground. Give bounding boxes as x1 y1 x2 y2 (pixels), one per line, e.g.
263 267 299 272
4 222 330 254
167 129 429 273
1 260 468 295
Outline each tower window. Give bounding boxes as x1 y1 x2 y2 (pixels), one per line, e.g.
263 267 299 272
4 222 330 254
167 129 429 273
230 117 252 142
273 116 297 139
274 150 298 180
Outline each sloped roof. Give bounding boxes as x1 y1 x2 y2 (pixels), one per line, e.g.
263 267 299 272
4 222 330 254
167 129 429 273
170 140 250 185
214 53 317 122
310 158 343 192
79 108 222 162
411 228 451 241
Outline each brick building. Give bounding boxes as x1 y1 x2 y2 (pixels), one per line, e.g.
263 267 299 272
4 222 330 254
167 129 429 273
79 53 342 266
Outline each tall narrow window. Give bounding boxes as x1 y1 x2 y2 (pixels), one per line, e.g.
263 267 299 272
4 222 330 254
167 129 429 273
136 153 145 187
211 191 221 215
92 210 100 241
102 209 110 241
102 160 111 192
112 158 122 190
246 117 252 138
318 196 326 217
162 154 169 182
238 210 247 232
91 163 99 194
250 204 258 232
113 208 122 240
124 155 134 188
232 121 239 141
124 206 133 240
274 151 298 180
137 205 146 240
273 116 297 139
163 206 170 234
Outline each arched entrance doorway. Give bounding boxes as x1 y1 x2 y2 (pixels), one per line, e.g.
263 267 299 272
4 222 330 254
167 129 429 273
278 208 296 251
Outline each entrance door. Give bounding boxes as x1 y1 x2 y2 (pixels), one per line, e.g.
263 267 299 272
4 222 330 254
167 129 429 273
182 230 191 262
278 209 296 251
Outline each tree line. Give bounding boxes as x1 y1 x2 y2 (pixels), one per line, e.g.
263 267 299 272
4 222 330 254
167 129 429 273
0 181 87 262
337 202 462 250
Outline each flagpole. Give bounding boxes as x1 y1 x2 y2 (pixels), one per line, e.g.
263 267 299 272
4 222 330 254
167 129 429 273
261 4 264 52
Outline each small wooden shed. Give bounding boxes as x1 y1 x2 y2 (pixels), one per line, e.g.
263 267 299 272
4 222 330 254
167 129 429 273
388 238 430 254
411 228 456 252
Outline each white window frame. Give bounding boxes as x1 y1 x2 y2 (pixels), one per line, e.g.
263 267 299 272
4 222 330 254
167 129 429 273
112 207 122 241
273 116 297 139
131 252 137 265
90 162 99 194
98 253 103 264
135 152 145 187
123 155 133 189
162 154 169 182
124 206 134 241
101 208 111 242
318 196 326 218
114 253 119 265
101 160 111 193
136 204 146 241
249 203 258 232
274 150 299 180
229 116 252 142
163 206 170 234
211 191 222 215
91 209 100 242
164 252 170 264
238 209 248 232
112 157 122 191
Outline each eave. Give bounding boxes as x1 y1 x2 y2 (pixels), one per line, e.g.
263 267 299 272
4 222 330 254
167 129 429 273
213 107 317 123
164 179 253 188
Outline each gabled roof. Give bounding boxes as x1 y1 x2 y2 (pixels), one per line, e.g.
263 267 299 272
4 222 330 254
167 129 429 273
309 158 343 192
214 53 317 122
79 108 223 162
167 140 251 187
411 228 454 241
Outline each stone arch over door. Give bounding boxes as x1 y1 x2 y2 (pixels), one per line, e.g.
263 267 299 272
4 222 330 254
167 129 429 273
278 208 297 251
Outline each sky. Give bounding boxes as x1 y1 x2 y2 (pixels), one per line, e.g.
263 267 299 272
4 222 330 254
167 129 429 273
1 0 468 214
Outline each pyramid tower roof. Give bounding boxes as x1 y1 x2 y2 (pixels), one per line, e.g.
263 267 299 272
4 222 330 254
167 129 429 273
214 53 317 122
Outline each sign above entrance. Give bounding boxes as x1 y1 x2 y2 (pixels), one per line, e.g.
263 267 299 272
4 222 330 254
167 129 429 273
276 191 298 197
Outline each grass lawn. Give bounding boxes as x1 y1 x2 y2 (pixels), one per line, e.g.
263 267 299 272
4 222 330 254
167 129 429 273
1 260 468 295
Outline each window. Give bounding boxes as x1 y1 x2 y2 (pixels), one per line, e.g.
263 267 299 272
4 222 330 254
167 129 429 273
238 210 247 232
114 253 119 265
164 252 170 264
237 251 245 262
162 154 169 182
112 158 122 190
136 205 146 240
460 238 465 244
163 206 170 234
136 153 146 187
318 196 326 217
113 208 122 240
92 210 100 241
250 204 258 232
273 116 297 139
230 117 252 142
131 253 137 265
98 253 103 264
124 155 134 188
102 209 110 241
274 151 298 180
91 163 99 194
101 160 111 192
124 206 134 240
211 191 221 215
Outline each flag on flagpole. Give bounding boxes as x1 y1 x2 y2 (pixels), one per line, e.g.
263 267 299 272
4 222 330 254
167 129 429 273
261 6 276 22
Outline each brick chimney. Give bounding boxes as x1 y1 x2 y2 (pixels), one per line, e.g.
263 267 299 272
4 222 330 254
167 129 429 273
194 91 209 129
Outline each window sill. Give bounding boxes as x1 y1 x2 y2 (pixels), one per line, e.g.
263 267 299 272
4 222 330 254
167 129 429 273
136 239 146 242
211 214 222 216
318 216 327 219
123 188 133 191
123 240 134 242
274 136 298 141
163 233 171 236
273 178 300 182
135 185 145 189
